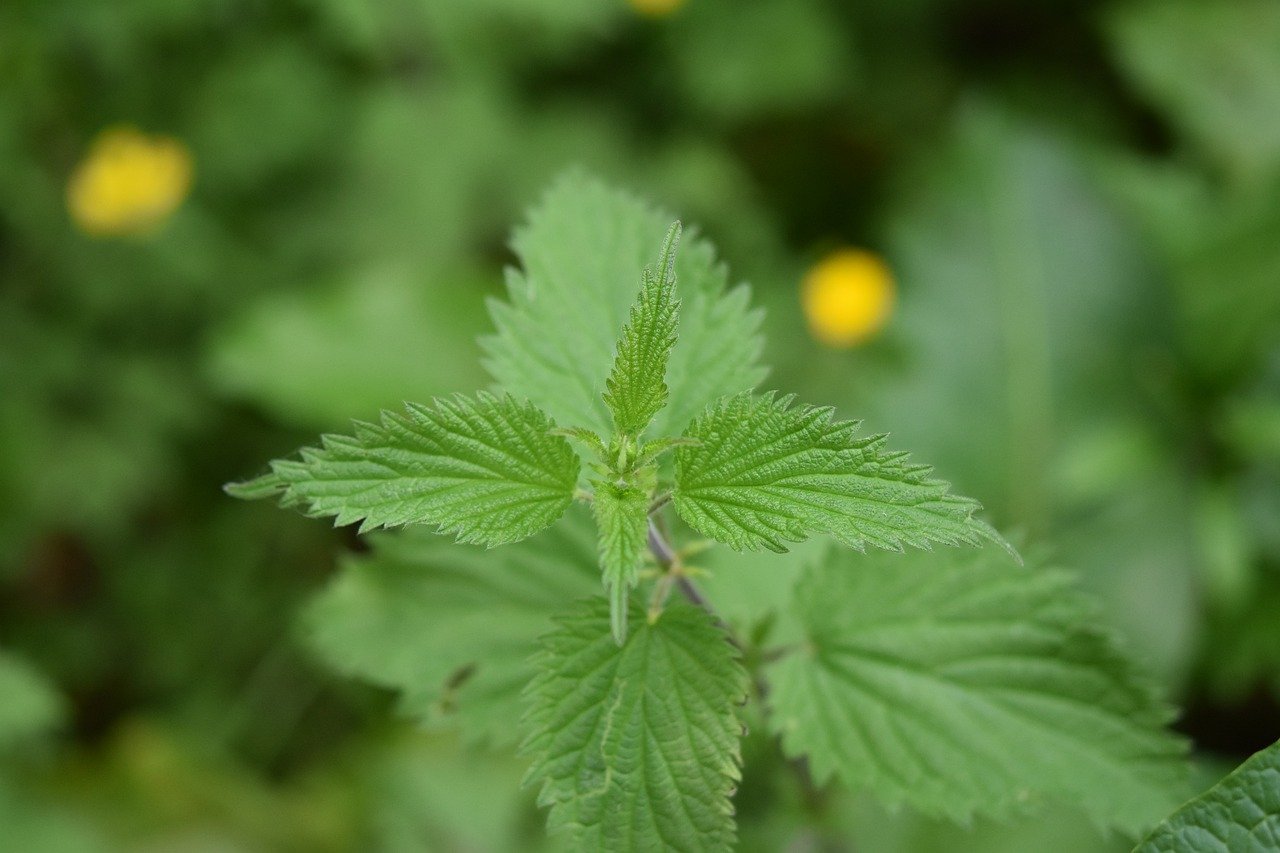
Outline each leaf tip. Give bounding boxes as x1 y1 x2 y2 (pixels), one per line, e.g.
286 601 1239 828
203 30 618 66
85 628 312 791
223 472 285 501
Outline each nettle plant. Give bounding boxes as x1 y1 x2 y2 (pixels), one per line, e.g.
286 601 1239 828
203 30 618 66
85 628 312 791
231 174 1194 849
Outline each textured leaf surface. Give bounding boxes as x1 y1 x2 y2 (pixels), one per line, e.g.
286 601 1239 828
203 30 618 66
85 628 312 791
603 222 681 436
523 598 747 852
1135 739 1280 852
674 392 995 553
230 392 579 545
304 508 598 744
591 477 651 644
483 172 765 438
767 547 1188 833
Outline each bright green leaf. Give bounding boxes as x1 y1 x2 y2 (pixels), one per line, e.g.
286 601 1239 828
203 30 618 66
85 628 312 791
767 547 1188 833
1135 739 1280 852
303 508 598 745
674 391 999 554
522 597 747 851
228 392 579 545
591 476 651 644
483 172 766 439
603 221 682 437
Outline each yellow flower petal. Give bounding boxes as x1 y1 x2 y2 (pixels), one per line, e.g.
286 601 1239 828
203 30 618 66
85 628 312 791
67 126 193 237
801 249 896 348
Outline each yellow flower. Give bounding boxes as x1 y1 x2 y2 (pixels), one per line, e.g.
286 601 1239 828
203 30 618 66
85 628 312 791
67 126 193 237
628 0 687 18
801 248 896 348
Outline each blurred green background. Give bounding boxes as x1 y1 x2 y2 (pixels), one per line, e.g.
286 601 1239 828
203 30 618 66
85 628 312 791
2 0 1278 849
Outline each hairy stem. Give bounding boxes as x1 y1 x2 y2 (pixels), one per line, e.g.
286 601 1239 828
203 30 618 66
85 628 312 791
647 517 678 569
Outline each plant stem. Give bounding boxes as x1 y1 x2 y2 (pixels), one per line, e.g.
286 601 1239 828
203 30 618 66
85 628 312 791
647 517 677 569
676 576 708 609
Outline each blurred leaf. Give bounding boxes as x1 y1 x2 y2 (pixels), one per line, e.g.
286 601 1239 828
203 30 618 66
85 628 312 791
862 106 1208 680
303 507 598 744
188 39 345 190
1108 0 1280 181
1221 395 1280 466
207 265 490 428
838 793 1128 853
354 728 535 853
1053 464 1201 687
1193 482 1257 611
873 103 1159 532
1202 573 1280 703
0 650 65 749
329 81 511 265
418 0 618 65
46 719 356 850
694 538 824 640
0 782 106 853
0 309 205 554
1103 157 1280 381
665 0 852 122
769 545 1189 834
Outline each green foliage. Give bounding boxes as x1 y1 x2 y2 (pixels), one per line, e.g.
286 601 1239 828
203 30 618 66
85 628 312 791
207 265 489 428
521 597 747 852
768 547 1188 833
10 1 1272 850
0 651 64 749
674 391 998 553
591 475 652 645
302 508 598 745
482 171 766 439
868 104 1206 683
664 0 851 122
1108 0 1280 182
602 222 682 438
1135 740 1280 852
228 392 579 544
225 173 1197 848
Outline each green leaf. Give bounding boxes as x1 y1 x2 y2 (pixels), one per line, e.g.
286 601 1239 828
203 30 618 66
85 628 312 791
228 392 579 545
666 0 849 122
1107 0 1280 181
0 651 64 749
767 547 1188 834
522 597 747 852
673 391 999 554
355 729 533 853
1135 739 1280 852
871 106 1199 680
591 477 651 645
206 265 489 429
303 508 599 745
602 221 682 437
483 172 766 439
